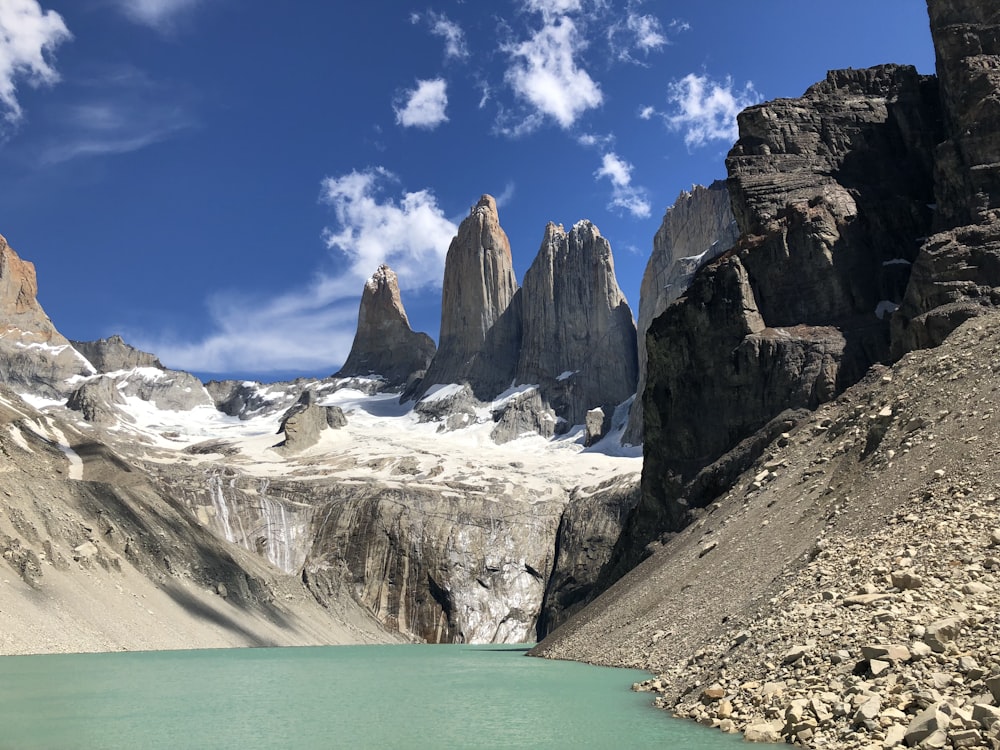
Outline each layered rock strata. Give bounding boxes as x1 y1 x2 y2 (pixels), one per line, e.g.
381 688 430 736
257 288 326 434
892 0 1000 354
335 264 436 388
624 182 738 445
634 64 941 555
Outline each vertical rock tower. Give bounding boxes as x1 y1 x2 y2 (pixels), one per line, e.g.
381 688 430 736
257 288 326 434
414 195 520 399
335 264 436 388
516 221 637 428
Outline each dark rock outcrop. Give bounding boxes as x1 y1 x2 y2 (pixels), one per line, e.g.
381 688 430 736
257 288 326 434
335 265 436 388
636 64 941 548
891 0 1000 354
490 388 557 444
71 335 163 373
66 377 128 426
624 182 738 445
515 221 638 428
413 195 520 400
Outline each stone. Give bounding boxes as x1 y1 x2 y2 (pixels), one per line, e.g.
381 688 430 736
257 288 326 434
276 391 347 453
923 617 961 652
905 704 949 746
624 181 738 444
71 334 163 374
490 388 557 445
891 570 924 589
515 220 638 428
335 264 436 388
744 721 783 743
413 195 520 401
854 695 882 727
962 581 991 595
973 704 1000 730
987 675 1000 704
584 407 607 447
883 724 907 747
72 542 98 559
861 644 911 663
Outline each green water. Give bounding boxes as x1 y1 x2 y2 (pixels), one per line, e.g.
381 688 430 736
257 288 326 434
0 645 740 749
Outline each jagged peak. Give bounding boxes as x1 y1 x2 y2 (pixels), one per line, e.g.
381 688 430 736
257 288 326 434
473 194 498 216
365 263 398 294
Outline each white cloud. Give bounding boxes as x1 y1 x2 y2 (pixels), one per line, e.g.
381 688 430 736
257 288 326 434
394 78 449 129
522 0 583 20
134 169 458 375
0 0 71 124
626 13 666 52
503 17 602 130
320 167 457 290
428 12 468 60
595 152 651 218
36 67 195 164
666 73 759 149
638 105 656 120
495 181 516 208
113 0 201 28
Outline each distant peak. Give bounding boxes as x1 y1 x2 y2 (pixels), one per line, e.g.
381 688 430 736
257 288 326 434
474 194 498 215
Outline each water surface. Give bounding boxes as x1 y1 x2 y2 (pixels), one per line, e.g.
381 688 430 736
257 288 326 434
0 644 741 749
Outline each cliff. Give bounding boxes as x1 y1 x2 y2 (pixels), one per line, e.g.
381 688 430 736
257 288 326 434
335 264 436 388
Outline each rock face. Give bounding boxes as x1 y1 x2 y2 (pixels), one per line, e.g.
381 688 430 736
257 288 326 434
0 235 95 396
335 265 436 388
636 64 941 547
516 221 638 428
277 391 347 453
891 0 1000 354
624 182 738 445
414 195 520 400
72 335 163 373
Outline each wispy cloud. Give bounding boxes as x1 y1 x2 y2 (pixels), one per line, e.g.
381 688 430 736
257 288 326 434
495 181 516 208
522 0 583 21
594 151 651 219
36 67 195 164
425 11 469 60
112 0 202 29
666 73 760 149
134 169 458 375
0 0 71 126
394 78 449 129
503 16 602 131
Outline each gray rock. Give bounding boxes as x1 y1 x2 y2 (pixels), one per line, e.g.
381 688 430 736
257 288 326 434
66 377 128 426
413 195 520 401
923 617 961 652
516 220 638 428
71 335 163 374
625 181 738 445
905 704 949 747
490 388 556 445
277 391 346 453
585 407 607 447
335 264 436 388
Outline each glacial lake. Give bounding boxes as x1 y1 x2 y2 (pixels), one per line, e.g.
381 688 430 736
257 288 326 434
0 644 741 749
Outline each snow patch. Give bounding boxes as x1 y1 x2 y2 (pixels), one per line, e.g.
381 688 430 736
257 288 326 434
6 425 32 453
420 383 466 403
556 371 577 381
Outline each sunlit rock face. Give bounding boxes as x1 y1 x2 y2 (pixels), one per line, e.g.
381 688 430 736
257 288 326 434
413 195 520 401
335 264 436 389
0 235 95 397
515 220 638 429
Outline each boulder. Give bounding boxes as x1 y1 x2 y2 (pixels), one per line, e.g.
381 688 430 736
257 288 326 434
276 391 346 453
66 377 128 426
490 388 557 445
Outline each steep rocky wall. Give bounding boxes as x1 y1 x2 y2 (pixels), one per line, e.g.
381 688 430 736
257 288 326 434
303 484 565 643
335 264 436 388
414 195 520 400
891 0 1000 354
516 221 638 428
624 182 738 446
633 64 941 555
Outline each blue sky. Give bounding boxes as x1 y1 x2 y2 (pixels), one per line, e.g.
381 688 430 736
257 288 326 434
0 0 935 382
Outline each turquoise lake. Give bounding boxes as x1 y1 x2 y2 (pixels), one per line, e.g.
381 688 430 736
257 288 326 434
0 644 742 749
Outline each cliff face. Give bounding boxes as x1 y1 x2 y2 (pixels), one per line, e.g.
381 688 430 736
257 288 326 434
71 335 163 373
0 235 95 396
624 182 738 445
415 195 520 400
335 264 436 388
516 221 638 428
633 64 942 558
892 0 1000 354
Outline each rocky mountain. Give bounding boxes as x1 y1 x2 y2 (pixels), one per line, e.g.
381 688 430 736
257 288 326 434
624 181 739 445
0 235 96 397
534 1 1000 747
515 220 638 430
413 195 520 401
72 334 163 373
622 62 942 573
334 264 436 388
